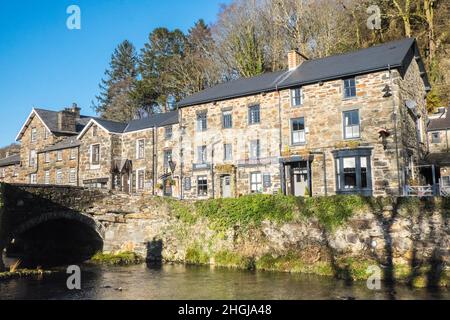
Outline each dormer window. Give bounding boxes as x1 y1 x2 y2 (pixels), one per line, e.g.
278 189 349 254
291 87 303 106
343 77 357 99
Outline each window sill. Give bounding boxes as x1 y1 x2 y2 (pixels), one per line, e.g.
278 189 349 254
291 142 307 147
342 96 358 101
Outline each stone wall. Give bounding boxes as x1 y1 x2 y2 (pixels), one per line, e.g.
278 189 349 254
0 164 20 184
94 194 449 287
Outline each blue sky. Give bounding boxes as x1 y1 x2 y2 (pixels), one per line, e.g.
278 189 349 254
0 0 229 147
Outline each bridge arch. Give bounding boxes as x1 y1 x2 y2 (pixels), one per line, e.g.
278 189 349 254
6 211 105 268
11 211 105 240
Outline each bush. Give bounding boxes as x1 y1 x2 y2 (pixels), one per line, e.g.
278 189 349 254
214 251 254 270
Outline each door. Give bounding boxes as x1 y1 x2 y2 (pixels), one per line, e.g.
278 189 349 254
293 168 308 197
221 175 232 198
163 178 173 197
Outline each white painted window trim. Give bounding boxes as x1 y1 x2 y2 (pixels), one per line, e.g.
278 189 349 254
136 139 145 160
90 144 101 170
56 169 63 185
69 168 77 184
44 170 50 185
136 168 146 191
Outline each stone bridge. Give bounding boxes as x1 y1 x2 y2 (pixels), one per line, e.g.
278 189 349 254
0 183 120 269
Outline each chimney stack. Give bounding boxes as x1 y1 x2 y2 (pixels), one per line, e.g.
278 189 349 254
58 103 81 132
288 49 308 71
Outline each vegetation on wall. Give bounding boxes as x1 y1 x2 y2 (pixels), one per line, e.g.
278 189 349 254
169 194 367 233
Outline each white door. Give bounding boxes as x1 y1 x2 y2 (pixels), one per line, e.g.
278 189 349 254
294 173 308 197
221 176 232 198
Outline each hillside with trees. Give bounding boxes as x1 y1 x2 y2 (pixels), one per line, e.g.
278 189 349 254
93 0 450 121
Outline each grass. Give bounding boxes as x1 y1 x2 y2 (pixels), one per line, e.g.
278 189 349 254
89 252 144 266
214 251 254 270
185 245 210 265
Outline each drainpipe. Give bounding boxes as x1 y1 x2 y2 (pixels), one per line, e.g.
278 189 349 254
311 151 328 196
389 64 403 195
152 127 156 196
276 86 285 194
179 108 184 200
77 145 80 187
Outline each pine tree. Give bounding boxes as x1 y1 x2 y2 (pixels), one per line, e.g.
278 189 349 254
93 40 139 122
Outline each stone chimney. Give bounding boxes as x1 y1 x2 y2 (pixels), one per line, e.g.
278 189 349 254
288 49 308 71
58 104 80 132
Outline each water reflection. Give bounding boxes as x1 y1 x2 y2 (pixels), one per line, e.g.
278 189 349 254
0 264 448 300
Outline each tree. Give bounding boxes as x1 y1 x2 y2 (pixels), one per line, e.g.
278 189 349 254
93 40 139 122
137 28 187 113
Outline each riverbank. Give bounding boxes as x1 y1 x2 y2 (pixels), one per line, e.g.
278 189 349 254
98 195 449 289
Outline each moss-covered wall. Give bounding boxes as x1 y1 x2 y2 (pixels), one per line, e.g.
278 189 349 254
98 194 449 288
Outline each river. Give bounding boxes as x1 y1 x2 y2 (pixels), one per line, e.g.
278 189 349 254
0 263 448 300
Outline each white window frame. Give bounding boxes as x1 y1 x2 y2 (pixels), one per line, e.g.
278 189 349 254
57 150 63 161
90 144 101 169
70 148 77 160
31 128 37 143
45 152 50 163
30 173 37 185
250 172 263 193
136 168 145 191
44 128 50 140
44 170 50 185
69 168 76 184
291 118 306 145
56 169 63 185
224 143 233 161
0 168 5 178
290 87 303 107
249 140 261 160
136 139 145 159
29 150 37 167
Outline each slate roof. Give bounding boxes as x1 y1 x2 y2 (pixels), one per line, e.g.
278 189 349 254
178 38 429 108
426 153 450 166
95 119 129 134
34 108 94 134
124 110 179 133
428 108 450 131
0 154 20 167
80 110 179 137
39 137 81 153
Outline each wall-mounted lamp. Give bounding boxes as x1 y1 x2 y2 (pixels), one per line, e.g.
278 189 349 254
378 128 391 150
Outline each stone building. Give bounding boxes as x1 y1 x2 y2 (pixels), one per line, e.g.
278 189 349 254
178 38 431 198
0 38 437 198
0 104 180 196
76 111 179 195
